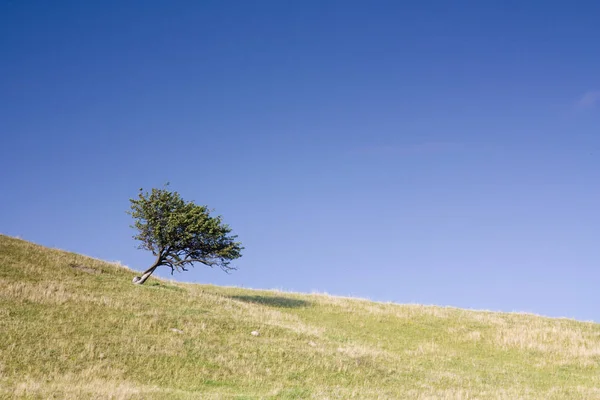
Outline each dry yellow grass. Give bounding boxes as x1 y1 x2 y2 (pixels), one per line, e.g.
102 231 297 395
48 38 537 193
1 234 599 399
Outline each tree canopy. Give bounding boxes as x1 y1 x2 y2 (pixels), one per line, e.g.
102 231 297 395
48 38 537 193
128 186 243 284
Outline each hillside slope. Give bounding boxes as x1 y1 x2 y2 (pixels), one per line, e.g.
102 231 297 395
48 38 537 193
0 235 599 399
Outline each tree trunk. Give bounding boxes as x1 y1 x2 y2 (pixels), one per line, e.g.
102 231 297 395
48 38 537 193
132 258 162 285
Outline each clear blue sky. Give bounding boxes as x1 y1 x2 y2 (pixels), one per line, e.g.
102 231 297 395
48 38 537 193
1 1 599 321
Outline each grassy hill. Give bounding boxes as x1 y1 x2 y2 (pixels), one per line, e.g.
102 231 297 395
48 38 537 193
1 235 599 399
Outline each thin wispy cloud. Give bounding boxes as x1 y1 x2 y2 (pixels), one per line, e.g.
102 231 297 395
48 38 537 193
577 91 600 108
351 141 463 156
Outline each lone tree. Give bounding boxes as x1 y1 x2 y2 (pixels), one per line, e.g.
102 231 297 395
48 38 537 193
128 186 243 285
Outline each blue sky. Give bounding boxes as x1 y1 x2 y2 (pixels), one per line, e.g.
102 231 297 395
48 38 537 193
1 1 599 321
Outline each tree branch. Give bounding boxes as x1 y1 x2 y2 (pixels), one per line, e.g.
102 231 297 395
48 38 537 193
141 252 165 275
174 258 216 267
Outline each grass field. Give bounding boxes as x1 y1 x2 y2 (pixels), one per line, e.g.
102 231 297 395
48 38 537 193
1 234 599 399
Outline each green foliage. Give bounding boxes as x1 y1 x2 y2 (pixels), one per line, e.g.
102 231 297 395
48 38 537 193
128 186 243 274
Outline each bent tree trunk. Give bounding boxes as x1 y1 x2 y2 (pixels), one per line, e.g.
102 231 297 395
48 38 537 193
132 259 161 285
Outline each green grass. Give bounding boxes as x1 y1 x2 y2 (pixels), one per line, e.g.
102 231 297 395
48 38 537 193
1 234 599 399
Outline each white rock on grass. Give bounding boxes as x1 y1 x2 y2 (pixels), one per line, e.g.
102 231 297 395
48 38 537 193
251 331 260 336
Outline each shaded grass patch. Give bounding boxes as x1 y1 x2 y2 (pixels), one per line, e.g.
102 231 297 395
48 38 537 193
230 295 312 308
